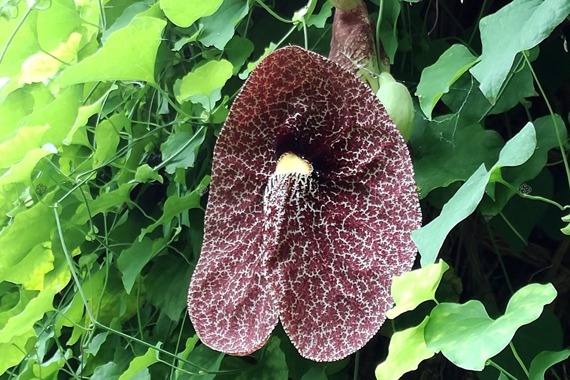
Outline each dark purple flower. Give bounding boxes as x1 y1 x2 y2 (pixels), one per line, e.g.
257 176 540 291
187 46 421 362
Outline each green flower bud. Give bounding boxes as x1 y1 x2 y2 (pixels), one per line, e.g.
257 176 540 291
376 72 414 142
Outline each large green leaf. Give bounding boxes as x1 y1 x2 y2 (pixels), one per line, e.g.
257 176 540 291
117 237 161 294
470 0 570 102
413 122 537 266
425 283 557 371
416 44 478 119
375 317 434 380
57 17 166 85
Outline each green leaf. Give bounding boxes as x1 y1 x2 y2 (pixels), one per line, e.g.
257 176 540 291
160 0 222 27
425 283 557 371
117 237 161 294
135 164 163 184
386 260 450 319
375 317 435 380
160 127 207 174
2 244 54 291
72 183 135 225
413 123 537 266
377 0 401 64
493 122 537 170
306 1 333 28
528 349 570 380
118 345 160 380
225 37 254 74
412 119 502 198
185 344 225 380
236 337 288 380
57 17 166 85
416 44 478 119
93 114 129 168
470 0 570 102
198 0 249 50
145 255 193 321
0 201 54 278
175 60 233 108
413 164 490 266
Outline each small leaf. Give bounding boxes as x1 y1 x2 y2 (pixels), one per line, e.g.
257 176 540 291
470 0 570 102
175 61 233 108
198 0 248 50
425 283 557 371
493 122 537 170
160 127 207 174
134 164 163 183
235 337 288 380
93 114 129 168
57 17 166 85
117 345 160 380
375 317 435 380
160 0 222 28
386 260 450 319
528 349 570 380
117 237 160 294
377 0 401 64
416 44 478 119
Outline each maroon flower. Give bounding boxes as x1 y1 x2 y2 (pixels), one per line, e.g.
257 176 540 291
187 46 421 362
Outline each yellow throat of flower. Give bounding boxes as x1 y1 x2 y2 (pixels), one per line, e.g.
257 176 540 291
275 152 313 175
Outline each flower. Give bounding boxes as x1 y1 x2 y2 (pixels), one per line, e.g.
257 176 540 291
187 45 421 362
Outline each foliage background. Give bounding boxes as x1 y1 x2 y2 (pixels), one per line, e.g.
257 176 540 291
0 0 569 379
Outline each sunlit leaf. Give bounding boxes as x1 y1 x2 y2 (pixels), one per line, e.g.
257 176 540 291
174 60 233 108
160 0 222 27
57 17 166 85
425 283 557 371
375 317 435 380
386 261 449 319
93 114 129 168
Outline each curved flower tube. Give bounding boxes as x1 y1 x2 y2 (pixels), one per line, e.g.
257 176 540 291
187 46 421 362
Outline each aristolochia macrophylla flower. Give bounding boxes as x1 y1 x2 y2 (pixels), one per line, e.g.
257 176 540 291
187 46 421 362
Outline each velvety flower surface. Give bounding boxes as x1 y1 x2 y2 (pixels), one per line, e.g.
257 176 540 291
187 46 421 362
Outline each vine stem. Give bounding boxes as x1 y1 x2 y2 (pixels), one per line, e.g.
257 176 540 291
523 53 570 190
487 360 519 380
254 0 293 23
52 205 234 376
509 342 530 378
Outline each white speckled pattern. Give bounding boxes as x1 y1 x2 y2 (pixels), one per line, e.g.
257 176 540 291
187 46 421 362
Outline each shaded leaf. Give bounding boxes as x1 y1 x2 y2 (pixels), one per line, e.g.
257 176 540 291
117 237 160 294
160 127 207 174
470 0 570 102
198 0 249 50
528 349 570 380
235 337 288 380
416 44 478 119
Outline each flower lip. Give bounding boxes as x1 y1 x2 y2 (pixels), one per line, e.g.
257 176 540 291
187 45 421 362
275 152 313 175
